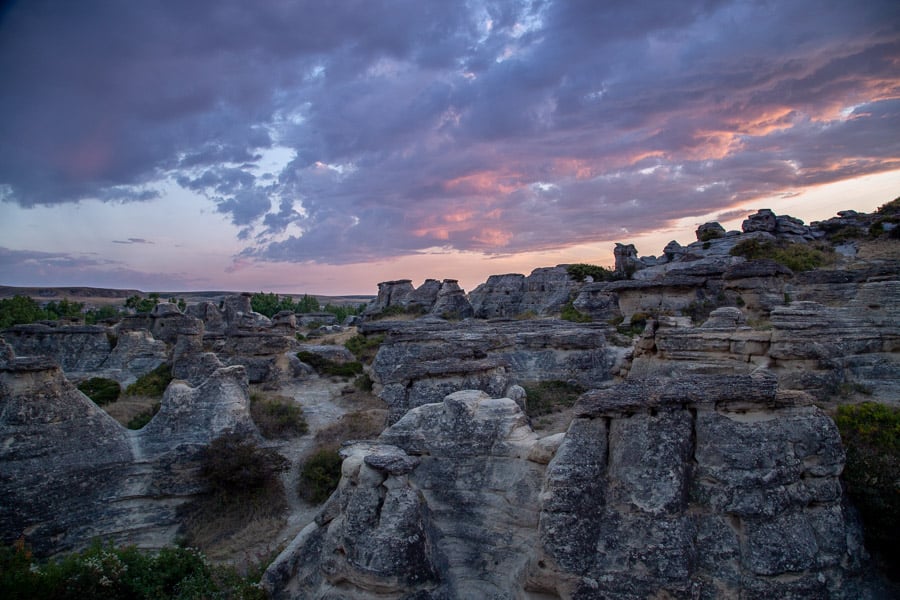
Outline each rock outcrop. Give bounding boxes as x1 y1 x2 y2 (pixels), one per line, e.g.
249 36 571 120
0 344 259 556
468 266 577 318
361 318 625 423
265 375 880 598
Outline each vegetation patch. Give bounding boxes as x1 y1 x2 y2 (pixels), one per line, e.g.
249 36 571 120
617 312 651 336
729 238 834 272
125 363 173 398
77 377 121 406
126 402 160 430
521 380 585 418
374 304 426 320
298 449 344 505
344 333 384 363
834 402 900 577
0 538 267 600
353 373 374 392
250 393 308 438
180 433 289 554
314 410 386 451
560 301 592 323
566 263 617 282
296 351 363 378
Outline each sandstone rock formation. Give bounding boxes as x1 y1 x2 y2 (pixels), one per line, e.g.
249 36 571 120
468 266 576 318
265 376 881 598
0 343 259 556
361 318 625 423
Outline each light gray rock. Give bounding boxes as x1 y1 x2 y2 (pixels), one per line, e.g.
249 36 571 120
1 323 112 372
364 319 622 422
468 273 526 318
267 376 879 599
430 279 473 319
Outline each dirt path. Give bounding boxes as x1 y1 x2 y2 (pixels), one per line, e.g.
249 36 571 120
264 376 350 552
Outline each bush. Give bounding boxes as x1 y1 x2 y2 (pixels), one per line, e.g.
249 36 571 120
125 364 173 397
297 351 363 377
617 312 651 336
729 238 833 272
298 449 343 504
566 263 615 283
344 334 384 363
730 238 835 272
521 380 585 418
353 373 374 392
77 377 121 406
127 403 160 430
0 538 266 600
560 301 591 323
250 394 308 438
0 295 46 328
198 432 289 495
835 402 900 577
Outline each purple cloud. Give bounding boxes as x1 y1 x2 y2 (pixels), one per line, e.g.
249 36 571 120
0 0 898 268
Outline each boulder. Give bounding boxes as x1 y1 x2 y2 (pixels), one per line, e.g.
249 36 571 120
430 278 474 319
742 208 777 233
696 221 726 241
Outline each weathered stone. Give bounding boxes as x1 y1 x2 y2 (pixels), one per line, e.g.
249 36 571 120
468 273 526 318
405 278 442 312
364 279 415 316
696 221 726 241
365 319 622 422
1 323 112 372
743 208 777 233
430 279 473 319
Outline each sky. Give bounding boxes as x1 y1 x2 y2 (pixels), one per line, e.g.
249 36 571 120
0 0 898 296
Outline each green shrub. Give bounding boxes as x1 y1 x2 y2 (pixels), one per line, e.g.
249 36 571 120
0 538 266 600
77 377 121 406
566 263 615 283
835 402 900 576
354 373 374 392
875 196 900 215
298 449 343 504
729 238 833 272
198 433 289 495
250 394 308 438
521 380 585 418
344 333 385 363
560 301 591 323
617 312 651 336
127 403 160 430
125 364 173 397
297 351 363 377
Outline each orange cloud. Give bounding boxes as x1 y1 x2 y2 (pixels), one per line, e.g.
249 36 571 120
443 170 522 195
474 228 513 246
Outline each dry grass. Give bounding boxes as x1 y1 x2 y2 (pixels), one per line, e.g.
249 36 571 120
855 237 900 261
178 481 288 562
103 395 159 427
314 408 388 452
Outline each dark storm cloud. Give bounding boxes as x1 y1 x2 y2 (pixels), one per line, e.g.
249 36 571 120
1 0 898 264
